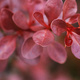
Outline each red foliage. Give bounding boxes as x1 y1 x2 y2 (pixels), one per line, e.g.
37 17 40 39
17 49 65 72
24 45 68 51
0 0 80 69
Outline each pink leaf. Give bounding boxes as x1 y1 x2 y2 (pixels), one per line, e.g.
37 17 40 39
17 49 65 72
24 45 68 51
24 0 44 14
0 8 20 32
51 19 67 36
44 0 63 24
68 14 80 24
30 25 45 31
0 35 17 60
33 12 49 29
47 42 67 64
16 36 40 65
22 31 33 40
12 11 29 30
21 38 43 59
0 60 8 72
34 2 44 13
71 32 80 59
40 47 50 65
63 0 77 20
33 29 54 47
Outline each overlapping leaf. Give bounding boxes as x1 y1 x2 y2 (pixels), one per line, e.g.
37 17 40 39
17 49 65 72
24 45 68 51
71 32 80 59
33 12 49 29
30 25 45 31
63 0 77 20
51 19 67 36
0 35 17 60
73 28 80 35
21 38 43 59
47 42 67 64
68 14 80 24
33 29 54 47
17 36 40 65
12 11 29 30
44 0 63 24
0 8 20 32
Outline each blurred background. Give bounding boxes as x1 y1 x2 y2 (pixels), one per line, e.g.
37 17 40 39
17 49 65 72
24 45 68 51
0 0 80 80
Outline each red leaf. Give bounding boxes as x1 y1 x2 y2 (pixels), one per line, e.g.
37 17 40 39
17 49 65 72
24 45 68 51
47 42 67 64
30 25 45 31
0 8 20 32
51 19 67 36
71 32 80 59
73 28 80 35
44 0 63 24
22 31 33 40
57 12 63 20
68 14 80 24
0 60 8 72
21 38 43 59
34 2 44 13
12 11 29 30
63 0 77 20
16 36 40 65
0 35 17 60
33 29 54 47
33 12 49 29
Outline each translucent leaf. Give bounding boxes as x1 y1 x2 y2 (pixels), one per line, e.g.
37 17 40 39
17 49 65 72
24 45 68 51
16 36 40 65
73 28 80 35
68 14 79 24
71 32 80 59
51 19 66 36
30 25 45 31
47 42 67 64
0 35 17 60
33 29 54 47
44 0 63 24
63 0 77 20
12 11 29 30
33 12 49 29
21 38 43 59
